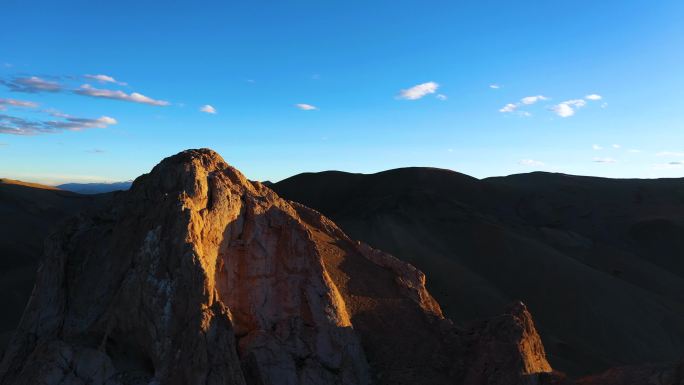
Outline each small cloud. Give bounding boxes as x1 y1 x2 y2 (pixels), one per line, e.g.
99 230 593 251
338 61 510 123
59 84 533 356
593 157 617 164
552 103 575 117
86 148 106 154
436 94 448 101
519 159 545 167
551 99 586 118
499 103 518 113
0 113 117 135
592 144 603 150
296 103 317 110
200 104 217 114
612 144 621 149
500 95 547 115
656 151 684 157
245 79 256 84
489 84 501 89
2 76 61 93
75 84 169 106
0 98 39 109
601 102 608 109
447 148 454 152
521 95 548 105
397 81 439 100
586 94 602 101
84 74 127 86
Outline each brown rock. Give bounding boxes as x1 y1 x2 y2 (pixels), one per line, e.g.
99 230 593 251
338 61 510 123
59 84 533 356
0 149 557 385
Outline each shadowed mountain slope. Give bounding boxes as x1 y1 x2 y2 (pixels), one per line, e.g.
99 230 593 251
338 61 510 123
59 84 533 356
0 179 110 353
272 168 684 376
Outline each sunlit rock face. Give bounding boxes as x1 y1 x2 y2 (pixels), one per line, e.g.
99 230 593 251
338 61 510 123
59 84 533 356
0 149 554 385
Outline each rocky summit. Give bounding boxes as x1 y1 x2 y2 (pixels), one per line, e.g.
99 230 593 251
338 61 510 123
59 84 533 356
0 149 559 385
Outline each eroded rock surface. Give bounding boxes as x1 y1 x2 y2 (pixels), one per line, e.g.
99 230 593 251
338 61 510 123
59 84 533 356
0 149 555 385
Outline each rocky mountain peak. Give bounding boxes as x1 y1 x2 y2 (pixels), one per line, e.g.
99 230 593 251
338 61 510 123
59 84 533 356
0 149 558 385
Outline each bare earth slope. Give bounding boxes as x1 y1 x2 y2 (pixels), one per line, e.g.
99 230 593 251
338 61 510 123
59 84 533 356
0 179 108 353
0 150 555 385
272 168 684 376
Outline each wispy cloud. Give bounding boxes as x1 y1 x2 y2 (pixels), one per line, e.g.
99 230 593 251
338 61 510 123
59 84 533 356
200 104 217 114
1 76 62 93
84 74 127 86
653 161 684 170
499 103 518 113
0 98 39 110
436 94 448 101
586 94 602 101
519 159 545 167
489 84 501 89
656 151 684 157
520 95 548 105
295 103 318 110
500 95 547 115
592 144 603 150
86 148 106 154
397 81 439 100
0 113 117 135
593 157 617 164
612 144 621 149
74 84 169 106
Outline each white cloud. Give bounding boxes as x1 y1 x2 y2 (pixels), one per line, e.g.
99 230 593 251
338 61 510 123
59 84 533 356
436 94 448 101
397 81 439 100
499 103 518 113
551 99 587 118
75 84 169 106
519 159 545 167
0 98 38 109
200 104 217 114
656 151 684 157
552 103 576 117
295 103 317 110
612 144 621 149
489 84 500 89
593 157 617 164
586 94 602 101
592 144 603 150
521 95 548 105
84 74 127 86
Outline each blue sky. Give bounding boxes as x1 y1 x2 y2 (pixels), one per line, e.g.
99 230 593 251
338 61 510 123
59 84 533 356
1 0 683 184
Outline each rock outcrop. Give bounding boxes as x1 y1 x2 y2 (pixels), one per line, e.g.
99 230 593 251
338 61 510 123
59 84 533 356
0 149 554 385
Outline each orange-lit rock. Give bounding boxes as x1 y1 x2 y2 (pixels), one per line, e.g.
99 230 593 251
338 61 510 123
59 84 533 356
0 149 558 385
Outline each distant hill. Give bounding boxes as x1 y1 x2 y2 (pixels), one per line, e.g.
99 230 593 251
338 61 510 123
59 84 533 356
57 180 132 194
272 168 684 376
0 179 112 354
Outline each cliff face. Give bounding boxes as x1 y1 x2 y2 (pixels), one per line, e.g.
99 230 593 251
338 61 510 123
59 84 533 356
0 149 553 385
